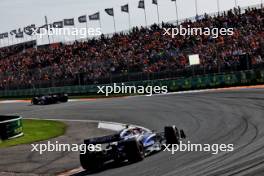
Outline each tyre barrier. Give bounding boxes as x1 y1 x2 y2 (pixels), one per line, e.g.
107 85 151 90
0 115 23 140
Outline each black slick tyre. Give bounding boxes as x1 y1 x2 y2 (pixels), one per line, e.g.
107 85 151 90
124 139 145 163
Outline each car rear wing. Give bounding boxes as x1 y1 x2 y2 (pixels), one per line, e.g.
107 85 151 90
84 133 121 144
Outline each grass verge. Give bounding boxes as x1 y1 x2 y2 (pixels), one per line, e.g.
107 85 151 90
0 119 66 148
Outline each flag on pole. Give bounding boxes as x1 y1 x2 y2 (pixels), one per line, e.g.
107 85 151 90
3 32 8 38
15 32 23 38
78 15 87 23
53 21 63 28
48 24 54 31
64 18 75 26
15 29 24 38
105 8 114 16
121 4 129 13
138 0 147 26
138 0 145 9
171 0 179 24
10 29 17 35
24 24 36 35
0 33 8 39
105 8 116 32
44 16 51 44
89 12 100 20
152 0 160 24
24 27 33 36
121 4 131 29
36 24 48 33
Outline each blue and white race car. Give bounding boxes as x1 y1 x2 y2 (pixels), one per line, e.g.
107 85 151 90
80 125 186 171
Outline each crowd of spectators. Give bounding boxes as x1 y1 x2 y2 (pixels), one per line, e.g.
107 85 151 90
0 6 263 89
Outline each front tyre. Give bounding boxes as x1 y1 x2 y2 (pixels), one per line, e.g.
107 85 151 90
124 139 145 163
31 98 38 105
164 126 180 144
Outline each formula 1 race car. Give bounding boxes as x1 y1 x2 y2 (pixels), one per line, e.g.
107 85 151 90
80 125 186 171
31 93 68 105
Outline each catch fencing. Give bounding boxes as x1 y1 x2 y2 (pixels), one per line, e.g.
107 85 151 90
0 69 263 98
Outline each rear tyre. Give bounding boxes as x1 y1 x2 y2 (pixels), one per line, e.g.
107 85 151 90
124 139 145 163
164 126 180 144
31 98 37 105
80 152 103 171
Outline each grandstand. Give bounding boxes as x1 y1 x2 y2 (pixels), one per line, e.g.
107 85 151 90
0 5 263 90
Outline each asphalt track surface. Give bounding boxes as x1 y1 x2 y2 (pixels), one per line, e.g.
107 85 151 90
1 89 264 176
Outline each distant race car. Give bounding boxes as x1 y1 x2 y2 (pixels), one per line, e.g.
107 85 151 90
80 125 186 171
31 93 68 105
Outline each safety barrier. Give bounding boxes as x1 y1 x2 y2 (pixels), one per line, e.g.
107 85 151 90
0 69 263 98
0 115 23 140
